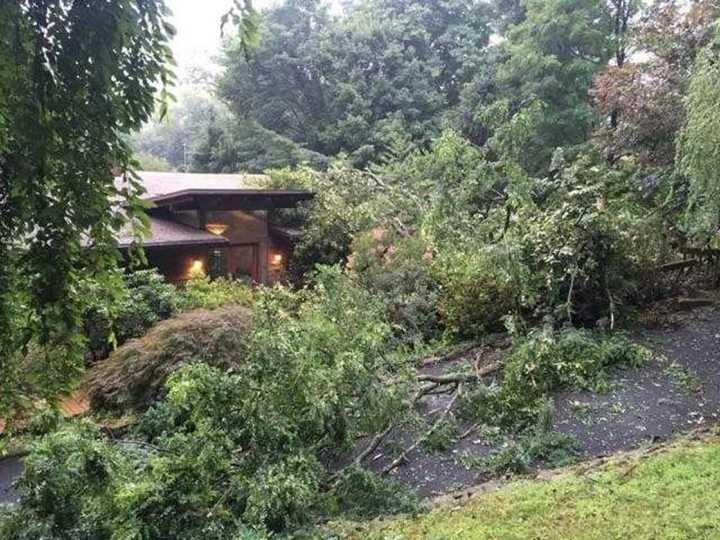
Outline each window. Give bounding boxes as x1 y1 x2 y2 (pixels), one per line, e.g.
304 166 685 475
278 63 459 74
209 249 225 279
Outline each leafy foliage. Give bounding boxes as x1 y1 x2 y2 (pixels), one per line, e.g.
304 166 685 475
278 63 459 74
216 0 493 167
0 0 175 414
0 422 124 539
433 247 517 338
265 166 402 278
458 328 649 428
502 328 648 400
332 467 419 519
84 269 179 360
6 0 720 536
3 267 415 536
593 0 719 167
177 276 254 311
678 30 720 237
469 428 577 475
467 0 613 173
86 304 253 411
349 229 441 343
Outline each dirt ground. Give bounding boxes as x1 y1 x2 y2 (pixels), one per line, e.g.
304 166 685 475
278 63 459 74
367 305 720 497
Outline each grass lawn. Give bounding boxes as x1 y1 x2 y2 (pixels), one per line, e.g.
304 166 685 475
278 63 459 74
337 434 720 539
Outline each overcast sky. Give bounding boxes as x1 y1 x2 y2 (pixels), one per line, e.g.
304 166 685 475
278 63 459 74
169 0 337 82
165 0 267 78
165 0 344 80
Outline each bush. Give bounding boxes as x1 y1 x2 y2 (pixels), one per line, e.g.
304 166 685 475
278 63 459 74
85 305 253 411
177 276 254 311
433 248 517 338
116 269 179 341
84 269 180 360
349 229 441 342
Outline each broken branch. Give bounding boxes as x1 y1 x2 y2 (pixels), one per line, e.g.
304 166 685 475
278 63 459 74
416 361 502 385
382 383 463 475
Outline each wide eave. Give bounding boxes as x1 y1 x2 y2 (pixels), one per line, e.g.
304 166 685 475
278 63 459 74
117 216 230 249
148 188 314 212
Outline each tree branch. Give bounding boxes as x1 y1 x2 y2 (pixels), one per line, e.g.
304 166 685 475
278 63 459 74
382 383 463 475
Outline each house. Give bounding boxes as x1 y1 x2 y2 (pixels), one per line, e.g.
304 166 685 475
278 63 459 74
117 171 313 284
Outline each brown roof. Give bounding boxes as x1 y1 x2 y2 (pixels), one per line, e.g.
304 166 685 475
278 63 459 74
132 171 268 198
114 171 313 210
270 225 305 243
117 216 229 249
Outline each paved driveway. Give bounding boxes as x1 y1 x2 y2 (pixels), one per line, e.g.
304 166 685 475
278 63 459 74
0 457 22 505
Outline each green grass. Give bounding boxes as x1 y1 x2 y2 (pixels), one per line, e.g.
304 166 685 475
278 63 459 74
336 436 720 539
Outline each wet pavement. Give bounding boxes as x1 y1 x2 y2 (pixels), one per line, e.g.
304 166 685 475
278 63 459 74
0 457 22 505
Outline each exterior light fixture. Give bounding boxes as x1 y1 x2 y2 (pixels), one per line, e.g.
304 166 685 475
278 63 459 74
190 259 204 273
206 223 229 236
271 253 283 265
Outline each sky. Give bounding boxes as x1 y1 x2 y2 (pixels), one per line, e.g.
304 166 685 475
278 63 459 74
165 0 282 80
165 0 343 80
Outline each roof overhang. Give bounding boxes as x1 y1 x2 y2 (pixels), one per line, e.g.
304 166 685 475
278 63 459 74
119 237 230 249
117 216 231 250
148 189 315 212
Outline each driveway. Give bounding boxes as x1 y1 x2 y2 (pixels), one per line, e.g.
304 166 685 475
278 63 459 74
0 457 22 505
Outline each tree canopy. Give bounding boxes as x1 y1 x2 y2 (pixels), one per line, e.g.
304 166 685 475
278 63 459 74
0 0 174 413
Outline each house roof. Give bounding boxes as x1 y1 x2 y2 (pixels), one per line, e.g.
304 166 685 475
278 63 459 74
117 216 229 249
114 171 312 249
134 171 268 198
269 225 306 244
116 171 314 210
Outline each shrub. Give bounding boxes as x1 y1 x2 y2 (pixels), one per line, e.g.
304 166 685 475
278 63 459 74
177 276 254 311
433 248 517 338
115 269 179 342
349 229 441 342
85 305 253 411
84 269 180 360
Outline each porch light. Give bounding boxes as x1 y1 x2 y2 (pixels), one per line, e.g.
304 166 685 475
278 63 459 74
271 253 283 265
190 259 204 273
206 223 229 236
